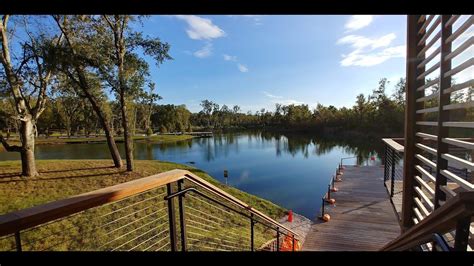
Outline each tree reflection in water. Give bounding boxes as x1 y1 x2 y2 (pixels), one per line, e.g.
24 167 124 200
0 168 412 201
186 130 383 165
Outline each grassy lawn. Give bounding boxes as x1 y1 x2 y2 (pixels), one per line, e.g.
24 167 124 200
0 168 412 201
0 160 284 216
0 160 285 251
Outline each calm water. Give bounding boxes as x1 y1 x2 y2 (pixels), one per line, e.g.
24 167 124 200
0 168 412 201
0 131 383 219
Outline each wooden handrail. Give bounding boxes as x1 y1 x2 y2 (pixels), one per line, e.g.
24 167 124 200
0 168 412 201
380 191 474 251
0 169 300 240
382 138 405 153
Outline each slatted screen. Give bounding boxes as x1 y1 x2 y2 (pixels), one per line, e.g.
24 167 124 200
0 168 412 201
405 15 473 251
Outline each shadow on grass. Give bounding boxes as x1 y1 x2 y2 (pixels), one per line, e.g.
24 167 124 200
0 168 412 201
0 170 126 184
0 173 22 179
29 171 128 182
0 167 127 184
39 165 116 174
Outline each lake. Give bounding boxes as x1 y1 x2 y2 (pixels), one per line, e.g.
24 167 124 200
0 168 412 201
0 131 384 219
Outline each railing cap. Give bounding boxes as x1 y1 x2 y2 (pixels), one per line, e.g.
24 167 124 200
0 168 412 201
382 138 405 152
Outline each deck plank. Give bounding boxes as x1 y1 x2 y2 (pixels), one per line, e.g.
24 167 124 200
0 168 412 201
302 165 401 251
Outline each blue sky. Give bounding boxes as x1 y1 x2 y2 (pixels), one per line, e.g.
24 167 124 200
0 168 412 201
140 15 408 113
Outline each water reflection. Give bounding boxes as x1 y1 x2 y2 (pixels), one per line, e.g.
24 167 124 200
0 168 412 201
188 131 383 165
0 131 383 219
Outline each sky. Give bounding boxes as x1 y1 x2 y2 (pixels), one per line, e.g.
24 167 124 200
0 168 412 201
138 15 408 113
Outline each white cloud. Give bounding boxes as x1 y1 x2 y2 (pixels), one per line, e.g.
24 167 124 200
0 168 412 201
337 33 396 50
223 54 237 61
222 54 249 72
262 91 304 105
238 64 249 72
194 43 213 58
280 99 305 105
345 15 374 31
174 15 225 40
337 32 405 67
340 45 406 67
262 91 283 99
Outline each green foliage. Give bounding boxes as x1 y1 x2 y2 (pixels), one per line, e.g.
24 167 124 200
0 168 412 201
151 104 192 133
190 78 412 136
146 127 153 136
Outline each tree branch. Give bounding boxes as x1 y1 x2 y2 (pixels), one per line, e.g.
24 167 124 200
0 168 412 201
0 133 22 152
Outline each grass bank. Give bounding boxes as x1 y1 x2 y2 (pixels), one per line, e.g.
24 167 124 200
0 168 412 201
0 160 284 217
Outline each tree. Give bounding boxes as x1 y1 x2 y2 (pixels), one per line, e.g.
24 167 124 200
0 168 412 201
0 16 62 177
200 100 214 128
151 104 191 133
52 15 123 168
232 105 240 125
99 15 171 171
50 75 84 137
392 78 406 106
138 82 162 135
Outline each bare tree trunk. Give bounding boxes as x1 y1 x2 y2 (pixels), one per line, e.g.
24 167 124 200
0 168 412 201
114 15 133 172
120 91 133 171
85 91 123 168
66 125 71 138
54 16 123 169
19 118 38 176
0 116 38 177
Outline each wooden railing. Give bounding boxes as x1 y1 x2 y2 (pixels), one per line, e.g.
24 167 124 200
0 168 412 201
0 169 300 251
381 191 473 251
389 14 473 251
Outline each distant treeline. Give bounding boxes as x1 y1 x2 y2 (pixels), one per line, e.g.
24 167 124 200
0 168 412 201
191 77 473 138
191 78 406 137
3 77 471 141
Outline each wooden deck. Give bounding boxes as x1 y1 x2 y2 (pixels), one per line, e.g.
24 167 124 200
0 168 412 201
302 165 401 251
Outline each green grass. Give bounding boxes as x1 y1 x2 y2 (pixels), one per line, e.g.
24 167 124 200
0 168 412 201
0 160 286 251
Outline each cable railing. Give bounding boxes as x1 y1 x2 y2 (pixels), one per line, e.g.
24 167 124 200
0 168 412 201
0 169 301 251
383 138 405 220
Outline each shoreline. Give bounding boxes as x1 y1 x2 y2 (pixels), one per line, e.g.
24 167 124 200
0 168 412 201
0 134 195 148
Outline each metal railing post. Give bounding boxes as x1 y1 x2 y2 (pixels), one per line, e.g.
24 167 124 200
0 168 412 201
166 183 178 252
327 184 331 200
15 231 22 252
177 180 187 252
454 216 470 251
250 213 255 251
391 149 396 197
321 197 325 216
276 227 280 252
383 144 388 184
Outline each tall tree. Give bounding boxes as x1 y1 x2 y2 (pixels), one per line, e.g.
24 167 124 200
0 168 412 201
138 82 162 135
52 15 123 168
392 78 406 106
0 16 61 176
100 15 171 171
200 100 214 128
